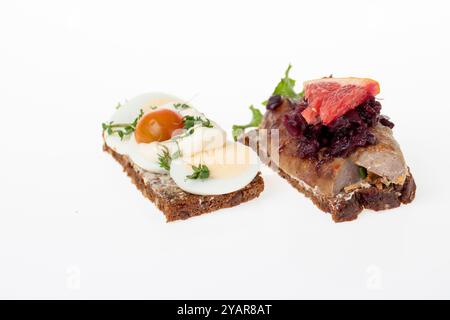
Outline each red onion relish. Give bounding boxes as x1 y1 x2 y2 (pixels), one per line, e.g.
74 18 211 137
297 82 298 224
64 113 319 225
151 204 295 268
282 96 394 159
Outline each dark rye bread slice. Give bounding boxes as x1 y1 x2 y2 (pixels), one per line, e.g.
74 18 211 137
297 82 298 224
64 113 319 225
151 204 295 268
240 132 416 222
103 143 264 222
277 166 416 222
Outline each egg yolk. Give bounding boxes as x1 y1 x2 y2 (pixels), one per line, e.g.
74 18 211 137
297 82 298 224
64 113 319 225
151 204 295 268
135 109 184 143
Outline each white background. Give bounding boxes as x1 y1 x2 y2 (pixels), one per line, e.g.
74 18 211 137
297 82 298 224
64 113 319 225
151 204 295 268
0 0 449 299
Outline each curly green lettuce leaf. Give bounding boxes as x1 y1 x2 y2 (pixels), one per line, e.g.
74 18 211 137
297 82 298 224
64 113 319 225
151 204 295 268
232 105 263 141
263 64 303 105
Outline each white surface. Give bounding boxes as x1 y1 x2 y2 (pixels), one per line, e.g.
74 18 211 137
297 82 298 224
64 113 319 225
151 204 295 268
0 0 449 299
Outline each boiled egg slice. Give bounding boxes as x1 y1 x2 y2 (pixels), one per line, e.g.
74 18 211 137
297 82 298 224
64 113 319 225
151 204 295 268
169 142 259 195
104 92 181 155
104 92 227 174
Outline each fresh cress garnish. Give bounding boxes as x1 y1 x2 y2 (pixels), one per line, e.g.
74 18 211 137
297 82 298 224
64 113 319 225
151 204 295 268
174 103 191 110
157 146 172 171
186 164 210 180
157 145 182 171
102 109 144 140
183 115 213 132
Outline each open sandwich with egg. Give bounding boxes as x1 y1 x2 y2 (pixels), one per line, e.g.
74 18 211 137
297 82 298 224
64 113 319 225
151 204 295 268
103 93 263 222
236 66 416 222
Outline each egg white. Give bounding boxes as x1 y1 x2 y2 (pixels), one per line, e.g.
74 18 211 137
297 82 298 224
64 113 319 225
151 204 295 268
169 142 260 195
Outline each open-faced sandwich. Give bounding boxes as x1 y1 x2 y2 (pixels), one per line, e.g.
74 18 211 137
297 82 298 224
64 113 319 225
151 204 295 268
102 93 263 221
236 66 416 222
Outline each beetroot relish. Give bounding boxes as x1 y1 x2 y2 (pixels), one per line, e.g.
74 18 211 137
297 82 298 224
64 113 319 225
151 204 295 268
283 96 394 159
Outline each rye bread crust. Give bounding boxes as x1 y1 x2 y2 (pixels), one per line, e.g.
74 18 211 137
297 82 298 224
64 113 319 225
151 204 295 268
278 166 416 222
103 143 264 222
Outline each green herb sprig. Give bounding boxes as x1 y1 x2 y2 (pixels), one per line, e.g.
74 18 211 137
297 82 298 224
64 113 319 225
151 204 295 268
157 145 183 171
102 109 144 140
231 64 302 140
358 166 368 179
263 64 303 105
183 115 213 133
231 105 263 141
186 164 210 180
156 145 182 171
174 103 191 110
157 146 172 171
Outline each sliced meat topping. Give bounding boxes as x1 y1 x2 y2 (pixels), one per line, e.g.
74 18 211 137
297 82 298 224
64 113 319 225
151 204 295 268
350 125 407 185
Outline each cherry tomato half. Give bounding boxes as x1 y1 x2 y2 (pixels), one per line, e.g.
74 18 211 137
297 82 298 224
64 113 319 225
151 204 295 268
135 109 184 143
